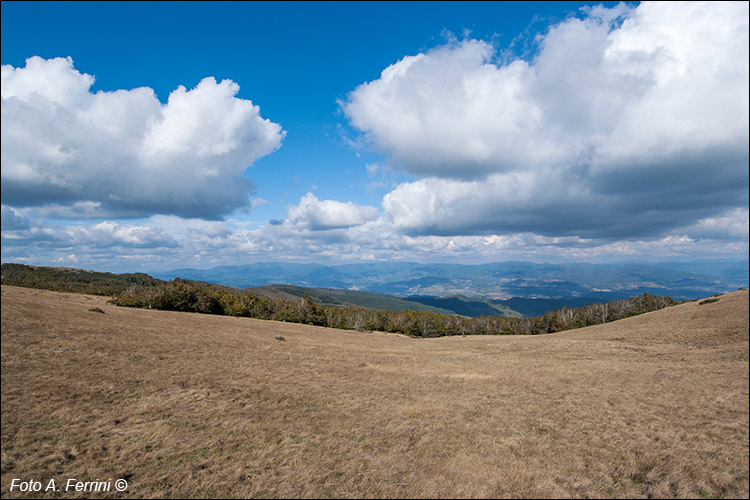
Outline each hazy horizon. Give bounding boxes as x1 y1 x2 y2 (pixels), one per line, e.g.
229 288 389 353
3 256 749 278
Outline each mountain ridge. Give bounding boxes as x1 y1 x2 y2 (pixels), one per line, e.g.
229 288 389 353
153 259 748 301
0 263 689 320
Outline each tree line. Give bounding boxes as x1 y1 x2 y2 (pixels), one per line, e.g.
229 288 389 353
1 263 161 296
1 263 680 337
109 279 678 337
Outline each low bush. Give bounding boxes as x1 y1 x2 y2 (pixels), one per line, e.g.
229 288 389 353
699 297 720 305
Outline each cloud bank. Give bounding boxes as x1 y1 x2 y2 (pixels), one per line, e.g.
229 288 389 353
1 56 284 219
344 1 749 240
2 2 748 270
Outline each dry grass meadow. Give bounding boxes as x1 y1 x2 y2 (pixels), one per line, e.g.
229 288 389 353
1 285 748 498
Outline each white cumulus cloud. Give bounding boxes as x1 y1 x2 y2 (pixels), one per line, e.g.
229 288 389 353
344 1 749 239
1 56 285 219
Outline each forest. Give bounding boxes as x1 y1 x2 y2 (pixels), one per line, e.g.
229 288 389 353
1 263 678 337
109 278 678 337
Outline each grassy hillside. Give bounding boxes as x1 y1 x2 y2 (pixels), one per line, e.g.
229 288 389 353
0 264 507 317
245 284 456 314
0 263 162 295
2 285 747 498
0 264 678 325
492 296 614 317
8 265 683 339
154 260 750 300
405 295 524 317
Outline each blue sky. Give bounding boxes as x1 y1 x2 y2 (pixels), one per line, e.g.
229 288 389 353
1 1 748 272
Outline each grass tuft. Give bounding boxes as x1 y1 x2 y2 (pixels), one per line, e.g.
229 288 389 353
699 298 720 305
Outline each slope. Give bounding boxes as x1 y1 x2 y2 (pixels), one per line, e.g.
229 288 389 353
1 286 747 498
243 284 456 314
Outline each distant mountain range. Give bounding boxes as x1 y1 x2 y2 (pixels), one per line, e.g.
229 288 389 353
4 260 747 319
242 284 527 318
155 260 749 303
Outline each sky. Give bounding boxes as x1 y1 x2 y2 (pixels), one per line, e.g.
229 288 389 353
1 1 748 273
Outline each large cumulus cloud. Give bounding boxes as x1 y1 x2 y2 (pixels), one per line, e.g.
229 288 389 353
344 1 749 239
1 56 284 219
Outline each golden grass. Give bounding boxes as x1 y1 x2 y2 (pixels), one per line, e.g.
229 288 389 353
1 285 748 498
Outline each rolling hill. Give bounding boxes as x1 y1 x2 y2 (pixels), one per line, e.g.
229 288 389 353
242 284 456 314
7 262 747 319
1 285 747 498
154 260 749 300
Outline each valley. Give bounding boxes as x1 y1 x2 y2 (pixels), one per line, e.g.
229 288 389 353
2 285 747 498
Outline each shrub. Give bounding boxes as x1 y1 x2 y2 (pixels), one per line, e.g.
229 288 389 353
699 298 720 305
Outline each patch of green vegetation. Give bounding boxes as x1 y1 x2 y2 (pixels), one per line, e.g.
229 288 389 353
2 263 162 296
3 264 682 338
248 284 455 314
699 297 720 305
405 295 523 317
88 307 105 313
